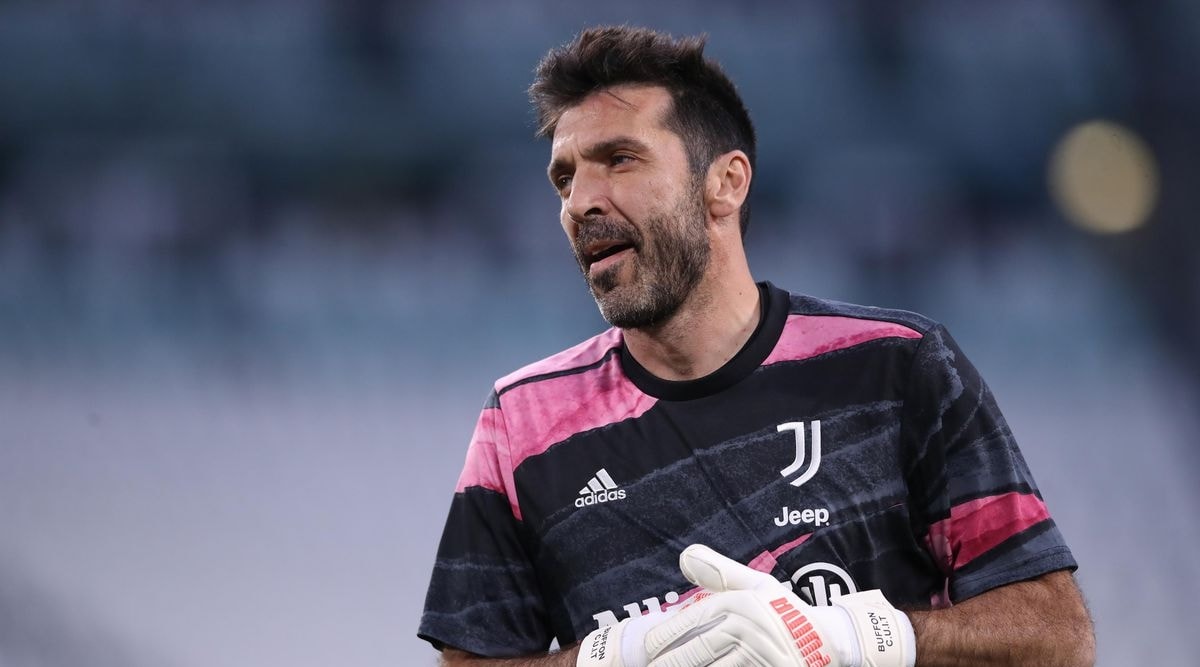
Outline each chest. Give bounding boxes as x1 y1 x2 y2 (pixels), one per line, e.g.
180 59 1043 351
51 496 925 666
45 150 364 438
510 366 927 638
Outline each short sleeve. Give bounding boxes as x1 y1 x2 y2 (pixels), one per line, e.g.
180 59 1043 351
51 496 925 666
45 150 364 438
901 324 1077 605
417 393 553 657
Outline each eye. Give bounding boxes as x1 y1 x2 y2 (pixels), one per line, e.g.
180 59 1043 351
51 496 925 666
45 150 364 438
610 153 634 167
555 175 573 192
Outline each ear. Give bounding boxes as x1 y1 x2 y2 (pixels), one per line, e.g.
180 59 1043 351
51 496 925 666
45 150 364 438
705 150 752 224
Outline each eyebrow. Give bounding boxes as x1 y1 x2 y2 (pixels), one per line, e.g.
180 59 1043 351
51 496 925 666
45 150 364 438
547 135 654 183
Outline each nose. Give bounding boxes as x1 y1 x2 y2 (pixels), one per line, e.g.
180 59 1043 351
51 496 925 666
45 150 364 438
564 166 610 223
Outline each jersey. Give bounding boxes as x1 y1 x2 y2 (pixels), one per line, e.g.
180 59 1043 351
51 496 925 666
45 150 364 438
418 282 1077 658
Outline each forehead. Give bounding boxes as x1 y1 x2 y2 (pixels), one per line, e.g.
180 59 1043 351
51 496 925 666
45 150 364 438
550 85 675 156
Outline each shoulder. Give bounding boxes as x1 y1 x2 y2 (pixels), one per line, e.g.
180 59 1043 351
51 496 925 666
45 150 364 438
760 289 940 368
492 327 624 397
483 328 648 466
783 291 939 335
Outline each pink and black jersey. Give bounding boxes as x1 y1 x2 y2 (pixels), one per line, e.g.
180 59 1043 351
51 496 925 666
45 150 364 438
418 282 1076 657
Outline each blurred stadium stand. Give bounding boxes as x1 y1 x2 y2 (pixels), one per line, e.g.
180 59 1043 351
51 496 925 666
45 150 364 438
1 1 1198 665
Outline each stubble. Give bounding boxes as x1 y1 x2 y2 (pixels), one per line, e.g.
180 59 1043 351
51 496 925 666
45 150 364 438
575 181 710 329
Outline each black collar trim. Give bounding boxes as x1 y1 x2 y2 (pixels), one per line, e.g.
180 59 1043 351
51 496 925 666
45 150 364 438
620 281 789 401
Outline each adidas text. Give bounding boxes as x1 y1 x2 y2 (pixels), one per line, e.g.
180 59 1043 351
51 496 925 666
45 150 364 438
576 468 625 508
576 489 626 507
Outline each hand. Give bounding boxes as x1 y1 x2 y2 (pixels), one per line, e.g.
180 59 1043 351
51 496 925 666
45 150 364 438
642 545 916 667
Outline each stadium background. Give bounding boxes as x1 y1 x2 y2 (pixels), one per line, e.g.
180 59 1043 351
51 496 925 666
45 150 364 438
1 1 1198 665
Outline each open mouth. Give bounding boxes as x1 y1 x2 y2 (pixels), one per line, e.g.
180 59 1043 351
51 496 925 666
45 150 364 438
583 240 636 274
586 241 635 265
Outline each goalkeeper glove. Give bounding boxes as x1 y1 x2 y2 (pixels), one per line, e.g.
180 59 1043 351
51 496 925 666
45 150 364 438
577 604 680 667
643 544 916 667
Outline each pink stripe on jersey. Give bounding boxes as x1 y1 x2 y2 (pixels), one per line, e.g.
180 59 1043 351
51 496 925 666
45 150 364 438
455 408 505 494
457 329 655 519
503 359 656 471
925 491 1051 573
746 549 779 574
746 533 813 575
770 534 813 560
496 328 624 389
455 408 519 514
764 314 922 366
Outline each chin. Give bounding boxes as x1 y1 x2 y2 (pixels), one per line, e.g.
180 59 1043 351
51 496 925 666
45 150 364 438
586 264 625 295
595 289 668 330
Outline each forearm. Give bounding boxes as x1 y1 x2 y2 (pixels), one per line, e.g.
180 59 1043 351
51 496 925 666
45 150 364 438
441 645 580 667
907 571 1094 667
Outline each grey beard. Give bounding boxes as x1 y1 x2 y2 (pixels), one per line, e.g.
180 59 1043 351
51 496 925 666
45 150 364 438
589 215 709 329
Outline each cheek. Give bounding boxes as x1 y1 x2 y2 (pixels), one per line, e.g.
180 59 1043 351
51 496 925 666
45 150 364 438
559 208 576 241
647 175 676 200
645 176 685 213
612 177 673 223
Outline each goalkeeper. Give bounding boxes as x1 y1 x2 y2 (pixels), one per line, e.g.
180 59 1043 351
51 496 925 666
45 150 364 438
417 25 1094 667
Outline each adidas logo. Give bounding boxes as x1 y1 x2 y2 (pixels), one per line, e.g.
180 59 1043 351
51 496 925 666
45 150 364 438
575 468 627 508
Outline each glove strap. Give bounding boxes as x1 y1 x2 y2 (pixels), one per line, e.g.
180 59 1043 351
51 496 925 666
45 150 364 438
832 590 916 667
578 623 623 667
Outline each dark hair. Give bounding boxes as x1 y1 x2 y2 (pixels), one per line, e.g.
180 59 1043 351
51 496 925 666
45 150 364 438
529 26 757 236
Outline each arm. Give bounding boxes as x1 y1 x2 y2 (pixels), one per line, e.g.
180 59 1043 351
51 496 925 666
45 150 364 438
900 326 1090 665
441 645 580 667
908 570 1094 667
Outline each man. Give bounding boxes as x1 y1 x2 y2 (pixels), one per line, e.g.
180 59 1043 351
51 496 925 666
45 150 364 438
419 26 1094 667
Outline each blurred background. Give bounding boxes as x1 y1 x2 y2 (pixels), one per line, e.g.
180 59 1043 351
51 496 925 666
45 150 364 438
1 1 1198 665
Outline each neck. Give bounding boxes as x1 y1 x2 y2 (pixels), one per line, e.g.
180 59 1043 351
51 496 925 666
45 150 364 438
622 261 760 381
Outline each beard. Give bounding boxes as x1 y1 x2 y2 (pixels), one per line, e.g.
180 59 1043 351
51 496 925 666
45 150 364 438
572 182 710 329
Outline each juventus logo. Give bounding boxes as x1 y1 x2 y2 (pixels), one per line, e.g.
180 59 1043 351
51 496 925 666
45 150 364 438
789 561 858 606
778 420 821 487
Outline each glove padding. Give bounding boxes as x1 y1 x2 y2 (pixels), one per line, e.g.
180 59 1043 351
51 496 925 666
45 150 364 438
578 604 681 667
642 544 916 667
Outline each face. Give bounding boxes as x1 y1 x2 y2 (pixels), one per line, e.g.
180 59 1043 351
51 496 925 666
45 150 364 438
548 85 710 329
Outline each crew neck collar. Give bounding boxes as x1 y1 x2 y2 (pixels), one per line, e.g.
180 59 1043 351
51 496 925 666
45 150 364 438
619 281 789 401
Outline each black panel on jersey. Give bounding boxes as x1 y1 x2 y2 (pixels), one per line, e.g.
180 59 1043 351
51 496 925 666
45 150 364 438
951 519 1076 602
787 293 934 332
419 487 552 656
900 324 1040 523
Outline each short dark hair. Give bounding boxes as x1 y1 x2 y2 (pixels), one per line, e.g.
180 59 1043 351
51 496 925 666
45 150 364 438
529 26 757 236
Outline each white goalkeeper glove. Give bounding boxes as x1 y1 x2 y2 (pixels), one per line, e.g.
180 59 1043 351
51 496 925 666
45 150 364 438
642 544 916 667
577 604 681 667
